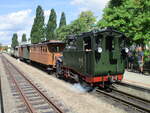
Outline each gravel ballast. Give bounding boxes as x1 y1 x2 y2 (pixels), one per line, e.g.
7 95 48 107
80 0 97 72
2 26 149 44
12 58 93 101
3 54 127 113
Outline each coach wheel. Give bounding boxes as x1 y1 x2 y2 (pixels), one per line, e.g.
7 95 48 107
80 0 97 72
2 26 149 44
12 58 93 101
48 70 53 75
56 73 60 78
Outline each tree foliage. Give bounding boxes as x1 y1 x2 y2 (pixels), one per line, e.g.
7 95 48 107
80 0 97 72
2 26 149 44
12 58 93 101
46 9 57 40
56 25 71 41
21 33 27 42
59 12 66 28
70 11 96 34
57 11 96 41
30 5 45 44
11 33 19 48
98 0 150 45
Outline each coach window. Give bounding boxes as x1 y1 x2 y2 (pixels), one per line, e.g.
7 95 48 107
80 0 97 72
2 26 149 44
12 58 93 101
44 47 46 52
43 47 46 53
53 46 58 52
38 46 40 52
50 46 60 52
40 46 42 54
43 47 45 52
45 48 47 52
55 46 58 52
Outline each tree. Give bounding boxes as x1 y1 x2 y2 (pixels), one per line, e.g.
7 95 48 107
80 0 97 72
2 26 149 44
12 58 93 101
59 12 66 28
69 11 96 34
46 8 57 40
98 0 150 45
30 5 45 44
56 11 96 41
108 0 123 8
11 33 19 48
56 25 71 41
21 33 27 42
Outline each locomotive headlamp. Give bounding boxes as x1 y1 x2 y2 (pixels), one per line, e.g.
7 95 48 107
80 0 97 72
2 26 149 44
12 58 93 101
98 47 102 53
125 47 129 53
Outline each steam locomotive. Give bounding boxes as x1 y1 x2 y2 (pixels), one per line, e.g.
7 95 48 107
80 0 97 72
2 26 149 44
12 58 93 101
56 27 128 88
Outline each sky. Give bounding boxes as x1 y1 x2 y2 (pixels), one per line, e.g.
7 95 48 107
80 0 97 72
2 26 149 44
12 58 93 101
0 0 110 45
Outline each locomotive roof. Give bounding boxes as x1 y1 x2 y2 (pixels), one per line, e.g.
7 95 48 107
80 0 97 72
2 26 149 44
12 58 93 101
80 28 125 37
67 27 126 40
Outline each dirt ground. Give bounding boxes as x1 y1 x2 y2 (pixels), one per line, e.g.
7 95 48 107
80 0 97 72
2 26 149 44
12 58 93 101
3 54 127 113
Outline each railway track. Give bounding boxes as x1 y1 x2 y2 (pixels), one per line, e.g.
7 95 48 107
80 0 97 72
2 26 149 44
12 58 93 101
96 88 150 113
116 82 150 93
2 55 68 113
3 54 150 113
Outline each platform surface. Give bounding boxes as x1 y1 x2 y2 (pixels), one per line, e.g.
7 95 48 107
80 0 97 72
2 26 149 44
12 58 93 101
123 70 150 89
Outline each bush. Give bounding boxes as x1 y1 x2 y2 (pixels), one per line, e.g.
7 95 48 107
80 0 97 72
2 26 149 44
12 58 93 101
144 50 150 62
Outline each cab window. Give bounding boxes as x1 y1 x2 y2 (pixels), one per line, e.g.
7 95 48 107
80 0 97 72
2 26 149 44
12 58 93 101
106 36 115 51
84 37 91 51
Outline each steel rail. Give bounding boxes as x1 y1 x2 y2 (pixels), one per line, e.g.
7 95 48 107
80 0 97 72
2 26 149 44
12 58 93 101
2 55 65 113
112 88 150 104
0 70 4 113
96 89 150 113
116 82 150 93
2 57 35 113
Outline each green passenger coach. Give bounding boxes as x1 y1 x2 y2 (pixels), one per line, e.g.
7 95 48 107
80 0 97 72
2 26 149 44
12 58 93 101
19 44 30 61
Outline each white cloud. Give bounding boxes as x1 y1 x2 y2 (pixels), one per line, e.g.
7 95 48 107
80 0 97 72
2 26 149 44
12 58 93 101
70 0 110 16
0 9 33 45
44 10 51 24
0 9 54 45
79 7 89 12
71 0 85 5
44 10 61 26
44 10 51 17
0 9 32 30
71 0 110 8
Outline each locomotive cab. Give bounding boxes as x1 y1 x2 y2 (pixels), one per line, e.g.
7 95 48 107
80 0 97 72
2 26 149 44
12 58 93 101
62 28 127 87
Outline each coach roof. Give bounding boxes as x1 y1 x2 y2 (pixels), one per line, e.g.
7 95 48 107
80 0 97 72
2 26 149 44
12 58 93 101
30 40 65 47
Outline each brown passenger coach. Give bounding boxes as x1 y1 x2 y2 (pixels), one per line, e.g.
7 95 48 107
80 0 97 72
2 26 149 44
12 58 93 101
29 40 65 69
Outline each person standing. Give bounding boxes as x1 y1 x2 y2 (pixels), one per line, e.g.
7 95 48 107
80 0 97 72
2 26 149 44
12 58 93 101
137 47 144 74
127 50 134 71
